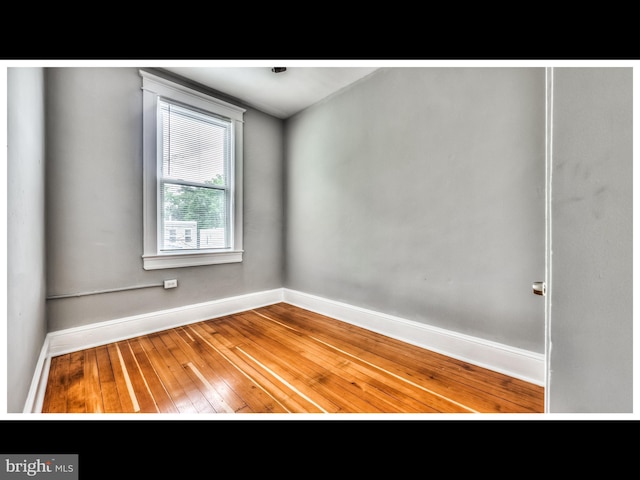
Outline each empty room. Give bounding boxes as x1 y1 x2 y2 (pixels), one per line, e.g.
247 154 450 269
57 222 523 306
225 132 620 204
6 61 633 416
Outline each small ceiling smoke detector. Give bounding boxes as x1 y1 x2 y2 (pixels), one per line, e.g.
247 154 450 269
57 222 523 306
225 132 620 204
271 67 287 73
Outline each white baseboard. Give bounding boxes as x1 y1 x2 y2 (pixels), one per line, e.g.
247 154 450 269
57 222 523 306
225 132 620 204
283 289 545 386
23 336 52 414
47 288 285 357
27 287 545 412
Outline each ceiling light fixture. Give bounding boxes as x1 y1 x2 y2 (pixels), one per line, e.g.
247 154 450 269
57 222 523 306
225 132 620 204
271 67 287 73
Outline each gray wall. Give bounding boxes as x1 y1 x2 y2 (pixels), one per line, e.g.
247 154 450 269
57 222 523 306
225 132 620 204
549 67 633 413
284 67 547 353
7 68 48 412
45 68 284 331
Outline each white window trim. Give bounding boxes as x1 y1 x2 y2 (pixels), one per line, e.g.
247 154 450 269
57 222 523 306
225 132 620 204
140 70 246 270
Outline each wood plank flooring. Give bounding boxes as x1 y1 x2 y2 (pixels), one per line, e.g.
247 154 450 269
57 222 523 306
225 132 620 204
41 303 545 414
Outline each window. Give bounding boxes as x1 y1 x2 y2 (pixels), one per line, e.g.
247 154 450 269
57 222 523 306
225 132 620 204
140 70 245 270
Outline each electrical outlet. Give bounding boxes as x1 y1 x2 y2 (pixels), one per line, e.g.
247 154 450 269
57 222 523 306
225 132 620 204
164 279 178 289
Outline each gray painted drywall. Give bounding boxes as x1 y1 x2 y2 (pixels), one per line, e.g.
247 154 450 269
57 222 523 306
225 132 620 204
549 67 633 413
45 68 284 331
7 68 48 412
284 67 546 353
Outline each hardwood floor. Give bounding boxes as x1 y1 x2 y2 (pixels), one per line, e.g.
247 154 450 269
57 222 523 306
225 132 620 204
41 303 545 414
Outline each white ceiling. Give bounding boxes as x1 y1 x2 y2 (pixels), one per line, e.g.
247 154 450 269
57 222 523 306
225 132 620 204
162 66 381 119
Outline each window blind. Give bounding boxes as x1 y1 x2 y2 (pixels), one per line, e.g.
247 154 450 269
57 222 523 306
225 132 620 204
159 99 232 252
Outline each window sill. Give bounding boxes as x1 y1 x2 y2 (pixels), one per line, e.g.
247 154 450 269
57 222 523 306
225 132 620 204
142 250 244 270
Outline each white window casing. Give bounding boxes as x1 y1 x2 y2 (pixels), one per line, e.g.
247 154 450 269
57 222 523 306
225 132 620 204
140 70 245 270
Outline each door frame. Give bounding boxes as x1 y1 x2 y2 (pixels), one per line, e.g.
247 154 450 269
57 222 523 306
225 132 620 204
544 66 554 413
